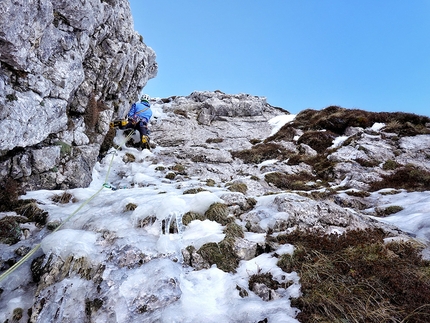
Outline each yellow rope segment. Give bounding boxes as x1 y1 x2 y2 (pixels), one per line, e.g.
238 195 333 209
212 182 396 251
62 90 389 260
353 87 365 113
0 130 135 282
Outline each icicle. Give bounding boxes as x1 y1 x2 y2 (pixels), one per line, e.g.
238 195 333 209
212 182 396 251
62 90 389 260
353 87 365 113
175 211 185 237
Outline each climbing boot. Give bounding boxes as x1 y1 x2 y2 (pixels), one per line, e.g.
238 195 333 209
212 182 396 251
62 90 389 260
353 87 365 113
141 135 150 150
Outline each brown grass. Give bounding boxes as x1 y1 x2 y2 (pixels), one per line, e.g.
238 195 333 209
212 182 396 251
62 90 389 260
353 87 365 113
231 143 291 164
264 172 318 191
370 164 430 192
290 106 430 137
51 192 74 204
265 124 296 142
277 229 430 323
297 130 338 153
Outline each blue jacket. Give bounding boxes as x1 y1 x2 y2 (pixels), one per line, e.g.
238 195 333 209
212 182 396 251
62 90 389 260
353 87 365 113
128 101 152 122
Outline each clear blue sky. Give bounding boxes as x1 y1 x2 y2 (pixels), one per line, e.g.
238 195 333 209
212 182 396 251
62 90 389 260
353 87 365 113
129 0 430 117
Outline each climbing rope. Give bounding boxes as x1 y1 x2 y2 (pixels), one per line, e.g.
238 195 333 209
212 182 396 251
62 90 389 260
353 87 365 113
0 130 136 282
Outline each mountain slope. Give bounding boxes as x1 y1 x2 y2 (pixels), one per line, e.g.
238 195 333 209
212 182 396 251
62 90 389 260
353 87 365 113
1 91 430 322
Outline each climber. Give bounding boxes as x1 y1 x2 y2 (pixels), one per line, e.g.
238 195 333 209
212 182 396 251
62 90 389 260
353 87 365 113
112 94 152 150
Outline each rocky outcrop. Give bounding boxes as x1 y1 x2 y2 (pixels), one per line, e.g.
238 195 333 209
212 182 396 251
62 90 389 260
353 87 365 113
0 0 157 190
1 91 430 322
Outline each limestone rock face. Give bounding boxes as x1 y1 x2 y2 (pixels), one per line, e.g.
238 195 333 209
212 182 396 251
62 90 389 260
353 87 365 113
0 0 157 189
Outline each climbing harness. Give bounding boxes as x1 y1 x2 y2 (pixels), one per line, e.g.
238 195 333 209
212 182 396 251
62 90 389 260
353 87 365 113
0 130 136 282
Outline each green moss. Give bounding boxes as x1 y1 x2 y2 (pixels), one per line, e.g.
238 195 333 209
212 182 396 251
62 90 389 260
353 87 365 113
197 241 239 273
224 222 244 239
55 140 72 156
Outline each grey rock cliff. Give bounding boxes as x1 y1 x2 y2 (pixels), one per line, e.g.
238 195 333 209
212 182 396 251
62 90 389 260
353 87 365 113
0 0 157 190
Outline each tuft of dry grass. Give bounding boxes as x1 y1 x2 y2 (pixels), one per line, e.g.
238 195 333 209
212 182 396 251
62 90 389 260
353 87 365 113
382 159 400 171
51 192 75 204
173 109 188 118
204 202 233 225
265 124 296 142
264 172 318 191
345 190 371 198
297 130 338 153
226 182 248 195
206 138 223 144
124 203 138 212
375 205 404 217
290 106 430 137
277 229 430 323
231 143 291 164
370 164 430 192
183 187 207 195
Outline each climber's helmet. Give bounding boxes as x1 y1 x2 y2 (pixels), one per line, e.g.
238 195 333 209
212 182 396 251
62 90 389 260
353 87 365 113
141 94 150 103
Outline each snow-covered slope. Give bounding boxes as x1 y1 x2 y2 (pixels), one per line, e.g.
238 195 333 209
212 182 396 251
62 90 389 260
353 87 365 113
1 92 430 322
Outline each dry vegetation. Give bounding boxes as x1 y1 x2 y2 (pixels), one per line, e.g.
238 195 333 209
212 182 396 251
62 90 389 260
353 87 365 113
231 143 291 164
296 130 337 153
290 106 430 137
370 164 430 192
277 229 430 323
265 172 319 191
0 179 48 244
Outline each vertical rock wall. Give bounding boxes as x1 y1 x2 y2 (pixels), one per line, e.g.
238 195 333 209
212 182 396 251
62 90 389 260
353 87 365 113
0 0 157 190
